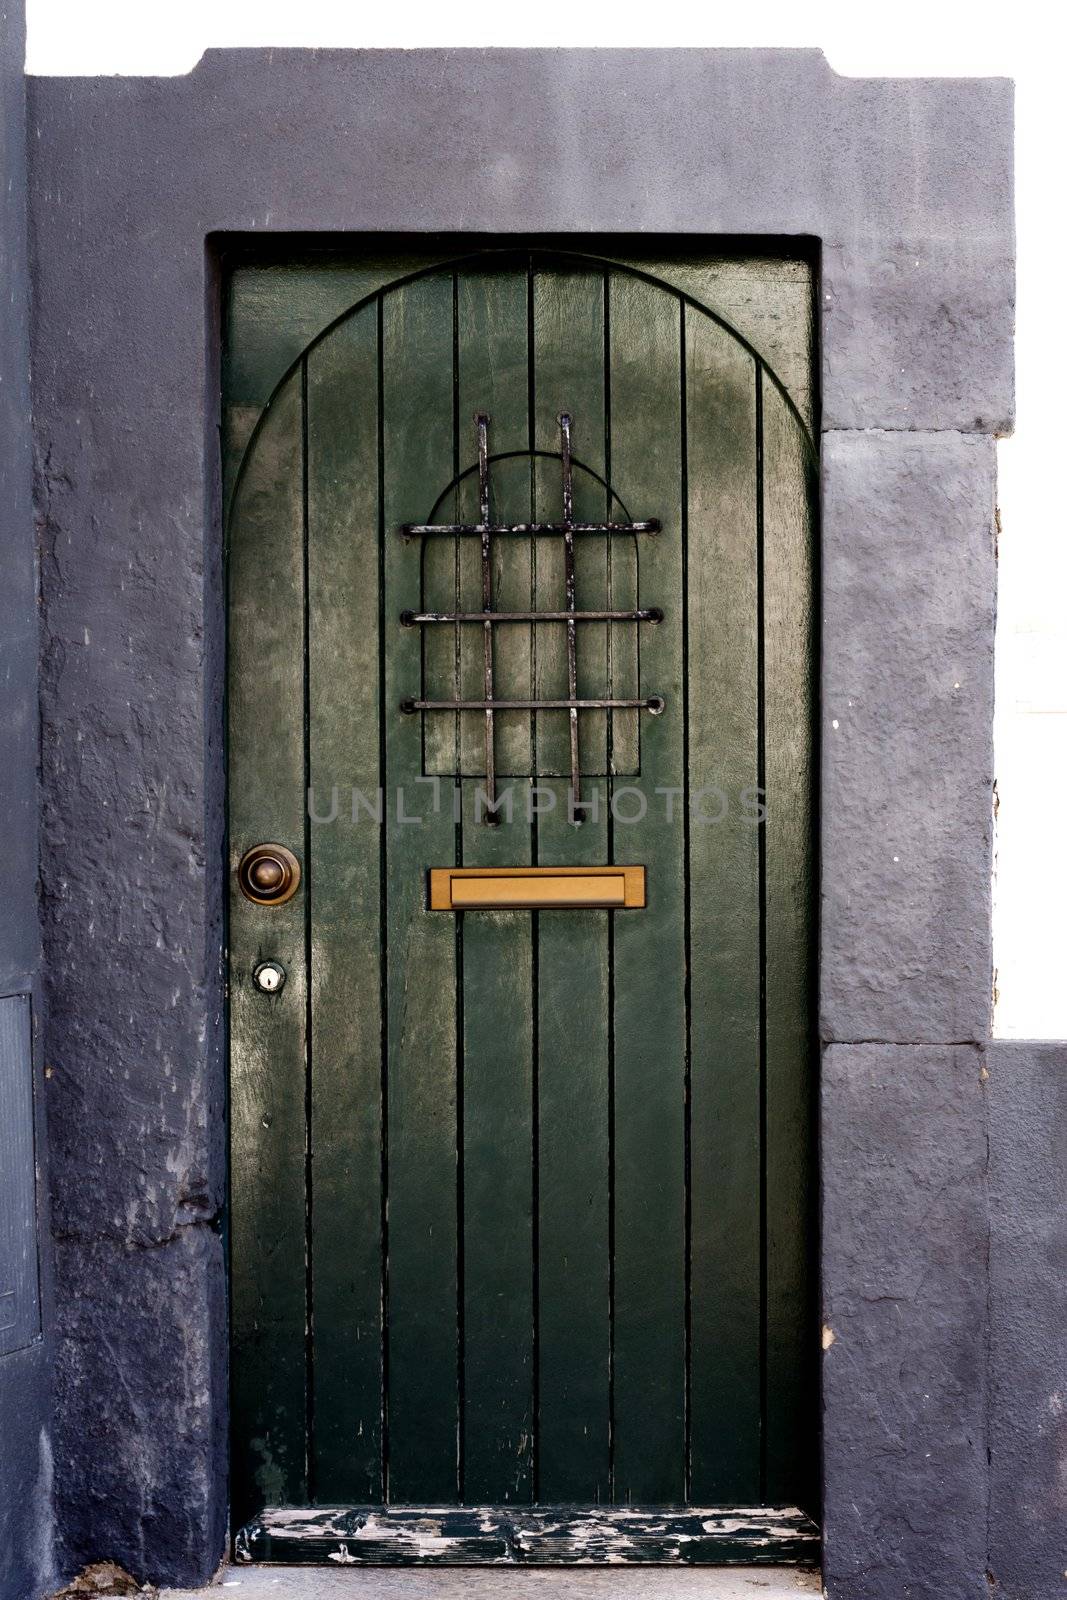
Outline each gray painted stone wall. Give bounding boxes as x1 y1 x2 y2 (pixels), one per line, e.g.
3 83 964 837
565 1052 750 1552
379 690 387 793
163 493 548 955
817 425 999 1597
987 1042 1067 1598
0 2 54 1598
820 431 997 1045
23 45 1026 1599
822 1045 989 1599
823 1041 1067 1599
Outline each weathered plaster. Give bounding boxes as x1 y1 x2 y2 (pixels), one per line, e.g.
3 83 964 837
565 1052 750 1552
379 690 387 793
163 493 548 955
0 0 37 1002
51 1226 226 1586
821 1044 989 1599
0 1 54 1596
24 46 1016 1597
820 430 997 1044
987 1042 1067 1598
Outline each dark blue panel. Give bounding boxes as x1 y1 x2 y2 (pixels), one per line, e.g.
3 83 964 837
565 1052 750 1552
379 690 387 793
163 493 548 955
0 994 40 1356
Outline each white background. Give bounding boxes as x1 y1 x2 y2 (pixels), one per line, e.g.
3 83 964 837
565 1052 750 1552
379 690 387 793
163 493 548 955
23 2 1066 1038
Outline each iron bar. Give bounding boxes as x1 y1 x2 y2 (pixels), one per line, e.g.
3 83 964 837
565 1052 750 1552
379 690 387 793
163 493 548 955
400 410 664 820
476 413 497 819
402 608 662 625
559 413 581 811
403 696 665 713
400 520 659 539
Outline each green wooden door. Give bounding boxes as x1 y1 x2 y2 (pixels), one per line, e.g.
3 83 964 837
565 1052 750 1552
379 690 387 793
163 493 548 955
226 246 817 1567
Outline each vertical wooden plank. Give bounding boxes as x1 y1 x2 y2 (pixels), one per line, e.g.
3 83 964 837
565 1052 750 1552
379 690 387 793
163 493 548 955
532 268 608 779
532 266 612 1502
685 314 762 1502
421 496 461 776
382 274 461 1504
607 271 640 780
761 375 817 1509
421 280 459 780
456 265 535 1503
457 783 534 1503
457 268 532 778
533 772 612 1503
305 307 383 1502
228 372 309 1521
607 274 687 1504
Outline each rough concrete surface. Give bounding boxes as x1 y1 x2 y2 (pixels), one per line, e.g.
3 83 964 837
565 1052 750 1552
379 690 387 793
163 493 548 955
162 1570 823 1600
820 430 996 1044
987 1042 1067 1598
0 0 53 1597
50 1225 227 1589
0 1 36 999
28 51 1015 436
821 1044 989 1600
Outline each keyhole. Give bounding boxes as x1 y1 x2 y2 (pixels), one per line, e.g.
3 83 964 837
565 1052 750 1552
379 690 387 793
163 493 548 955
253 960 286 995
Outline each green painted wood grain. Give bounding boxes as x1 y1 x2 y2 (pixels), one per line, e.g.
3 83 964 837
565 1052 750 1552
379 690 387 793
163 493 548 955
531 266 608 778
531 265 612 1501
305 308 383 1501
227 372 310 1520
458 782 535 1503
381 274 461 1504
760 375 817 1511
685 313 763 1502
606 272 687 1504
224 252 451 504
456 267 536 1502
456 268 533 778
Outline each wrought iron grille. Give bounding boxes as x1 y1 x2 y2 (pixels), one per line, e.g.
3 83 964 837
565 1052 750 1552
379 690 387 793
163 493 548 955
400 413 664 821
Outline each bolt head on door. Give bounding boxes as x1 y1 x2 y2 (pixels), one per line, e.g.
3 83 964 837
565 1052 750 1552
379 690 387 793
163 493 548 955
237 843 301 906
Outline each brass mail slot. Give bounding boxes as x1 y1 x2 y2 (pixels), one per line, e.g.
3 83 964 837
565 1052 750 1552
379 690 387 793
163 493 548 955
429 865 646 911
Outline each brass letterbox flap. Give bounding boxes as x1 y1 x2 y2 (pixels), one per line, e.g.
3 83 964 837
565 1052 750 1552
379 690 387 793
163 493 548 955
428 865 646 911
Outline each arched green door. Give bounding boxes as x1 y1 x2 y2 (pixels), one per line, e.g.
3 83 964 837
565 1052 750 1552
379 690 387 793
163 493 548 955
226 247 817 1565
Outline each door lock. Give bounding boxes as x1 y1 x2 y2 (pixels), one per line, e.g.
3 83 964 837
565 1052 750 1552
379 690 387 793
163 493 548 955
253 960 286 995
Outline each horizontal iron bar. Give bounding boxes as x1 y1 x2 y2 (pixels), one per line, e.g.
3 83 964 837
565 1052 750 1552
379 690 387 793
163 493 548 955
401 607 662 626
401 696 666 713
400 520 660 538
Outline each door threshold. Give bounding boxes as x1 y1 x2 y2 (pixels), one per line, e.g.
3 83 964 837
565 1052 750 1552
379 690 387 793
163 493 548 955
167 1567 822 1599
234 1505 819 1567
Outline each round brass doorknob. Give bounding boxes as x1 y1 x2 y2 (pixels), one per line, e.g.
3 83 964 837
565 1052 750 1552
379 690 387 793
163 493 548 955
236 843 301 906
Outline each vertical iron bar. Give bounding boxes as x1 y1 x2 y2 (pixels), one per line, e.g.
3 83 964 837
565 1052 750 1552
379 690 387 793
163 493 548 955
559 413 581 816
476 413 497 820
